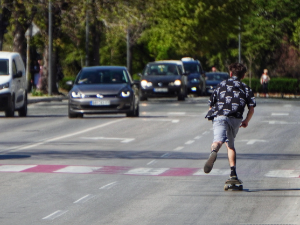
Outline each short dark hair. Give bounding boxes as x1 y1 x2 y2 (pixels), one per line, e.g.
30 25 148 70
228 63 247 79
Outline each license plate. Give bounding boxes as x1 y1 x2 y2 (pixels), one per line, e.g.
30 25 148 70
154 88 168 92
90 100 110 106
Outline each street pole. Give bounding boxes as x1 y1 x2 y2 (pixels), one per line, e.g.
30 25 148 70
126 28 130 72
238 16 241 63
85 0 89 67
48 0 53 95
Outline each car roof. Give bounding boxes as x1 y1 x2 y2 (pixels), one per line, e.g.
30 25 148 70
206 72 229 75
154 60 184 66
0 51 21 59
82 66 127 71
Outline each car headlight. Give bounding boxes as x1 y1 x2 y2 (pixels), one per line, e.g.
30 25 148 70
174 80 181 86
0 82 9 90
121 91 131 97
141 80 152 88
190 78 200 83
71 91 85 98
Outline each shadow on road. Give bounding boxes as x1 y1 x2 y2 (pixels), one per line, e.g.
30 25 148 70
1 151 300 160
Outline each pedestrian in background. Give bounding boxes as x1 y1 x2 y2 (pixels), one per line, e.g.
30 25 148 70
260 69 270 98
204 63 256 181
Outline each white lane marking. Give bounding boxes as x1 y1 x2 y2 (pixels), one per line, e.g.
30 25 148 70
271 113 289 116
147 160 157 165
142 118 179 123
194 169 228 176
168 112 186 115
42 210 68 220
173 146 184 151
284 104 292 107
265 170 300 178
7 120 124 153
125 168 168 176
100 182 117 190
185 140 195 145
73 194 94 204
194 136 202 139
54 166 102 173
264 120 298 125
202 131 210 135
161 153 170 158
238 139 268 145
0 165 36 172
81 137 134 143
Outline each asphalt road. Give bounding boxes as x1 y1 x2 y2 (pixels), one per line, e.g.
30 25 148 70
0 96 300 225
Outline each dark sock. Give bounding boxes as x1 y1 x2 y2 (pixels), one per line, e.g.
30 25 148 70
230 166 237 177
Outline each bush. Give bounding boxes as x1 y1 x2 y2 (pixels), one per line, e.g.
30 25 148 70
59 76 76 92
242 78 299 94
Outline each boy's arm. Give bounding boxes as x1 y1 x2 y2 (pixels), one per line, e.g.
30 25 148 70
240 106 254 128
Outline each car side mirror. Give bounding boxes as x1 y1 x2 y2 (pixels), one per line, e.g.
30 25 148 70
14 71 23 79
66 80 73 86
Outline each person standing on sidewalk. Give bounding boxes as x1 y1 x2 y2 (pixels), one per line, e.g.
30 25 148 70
260 69 270 97
204 62 256 181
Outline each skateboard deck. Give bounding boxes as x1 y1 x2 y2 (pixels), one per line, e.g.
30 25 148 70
224 178 243 191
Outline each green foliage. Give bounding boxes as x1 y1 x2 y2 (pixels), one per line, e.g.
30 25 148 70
242 78 299 93
59 76 76 92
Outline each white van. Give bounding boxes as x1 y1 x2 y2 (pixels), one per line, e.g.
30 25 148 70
0 52 27 117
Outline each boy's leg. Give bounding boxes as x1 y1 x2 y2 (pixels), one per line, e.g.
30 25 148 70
204 116 227 174
204 141 222 173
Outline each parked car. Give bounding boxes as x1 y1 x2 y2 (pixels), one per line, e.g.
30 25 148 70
139 61 187 101
0 51 27 117
68 66 139 118
205 72 229 94
181 57 206 96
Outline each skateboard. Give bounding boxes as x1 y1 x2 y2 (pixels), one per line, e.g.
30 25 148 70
224 178 243 191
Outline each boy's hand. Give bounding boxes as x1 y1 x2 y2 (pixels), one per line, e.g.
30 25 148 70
240 120 248 128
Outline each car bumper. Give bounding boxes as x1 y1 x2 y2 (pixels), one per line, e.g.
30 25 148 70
69 97 134 114
141 86 182 97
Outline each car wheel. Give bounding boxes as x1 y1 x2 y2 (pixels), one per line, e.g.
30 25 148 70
68 104 82 118
139 89 147 101
5 96 15 117
18 94 27 117
126 101 139 117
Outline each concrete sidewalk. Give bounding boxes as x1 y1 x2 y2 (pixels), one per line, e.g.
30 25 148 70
28 93 68 104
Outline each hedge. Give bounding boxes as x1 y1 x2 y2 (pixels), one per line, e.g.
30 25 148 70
242 78 299 94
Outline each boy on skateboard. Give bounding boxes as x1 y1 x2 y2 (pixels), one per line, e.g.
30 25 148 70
204 63 256 181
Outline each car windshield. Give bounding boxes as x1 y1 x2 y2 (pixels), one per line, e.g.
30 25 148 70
183 63 200 73
0 59 9 75
144 63 179 76
206 73 229 81
75 69 129 84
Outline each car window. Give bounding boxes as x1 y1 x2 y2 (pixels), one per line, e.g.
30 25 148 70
183 63 200 73
12 60 17 76
144 64 179 76
76 69 128 84
0 59 9 75
206 73 229 81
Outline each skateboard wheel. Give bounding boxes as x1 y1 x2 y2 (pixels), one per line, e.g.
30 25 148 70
224 185 229 191
238 185 243 191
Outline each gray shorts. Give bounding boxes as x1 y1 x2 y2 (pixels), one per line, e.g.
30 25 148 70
212 116 242 149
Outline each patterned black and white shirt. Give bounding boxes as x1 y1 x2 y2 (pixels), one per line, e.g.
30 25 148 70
207 76 256 119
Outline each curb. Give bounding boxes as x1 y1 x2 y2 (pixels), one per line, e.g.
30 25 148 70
28 95 68 104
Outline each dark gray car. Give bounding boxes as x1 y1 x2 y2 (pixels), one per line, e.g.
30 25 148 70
68 66 139 118
139 61 187 101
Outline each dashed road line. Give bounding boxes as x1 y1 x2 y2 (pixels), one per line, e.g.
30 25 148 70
42 210 68 220
73 194 95 204
100 182 117 190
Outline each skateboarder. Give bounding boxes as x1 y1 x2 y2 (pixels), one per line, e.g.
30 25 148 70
204 63 256 181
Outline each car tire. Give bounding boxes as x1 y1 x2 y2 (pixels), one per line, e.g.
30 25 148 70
68 104 83 118
5 96 15 117
139 89 147 101
126 101 139 117
18 94 27 117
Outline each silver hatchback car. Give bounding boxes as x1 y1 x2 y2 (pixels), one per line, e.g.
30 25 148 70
68 66 139 118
